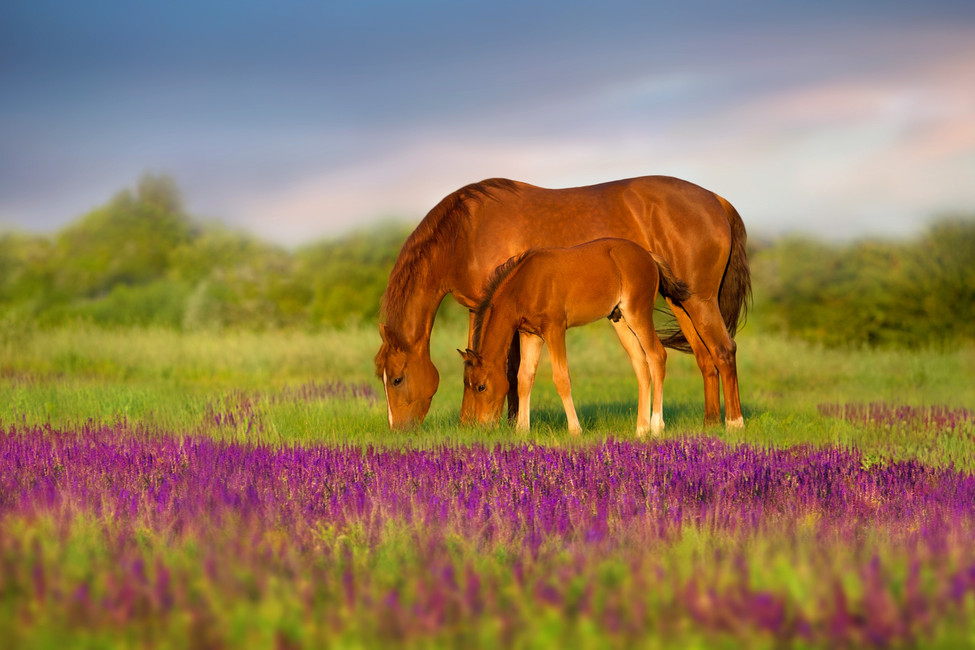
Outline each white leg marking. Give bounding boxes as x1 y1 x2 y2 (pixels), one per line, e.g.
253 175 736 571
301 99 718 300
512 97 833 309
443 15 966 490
650 413 665 436
382 370 394 429
726 416 744 430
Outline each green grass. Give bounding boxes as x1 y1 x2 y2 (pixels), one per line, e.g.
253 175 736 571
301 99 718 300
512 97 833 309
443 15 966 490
2 321 973 462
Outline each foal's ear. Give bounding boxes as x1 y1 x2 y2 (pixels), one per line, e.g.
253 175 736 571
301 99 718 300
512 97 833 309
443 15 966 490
457 348 477 364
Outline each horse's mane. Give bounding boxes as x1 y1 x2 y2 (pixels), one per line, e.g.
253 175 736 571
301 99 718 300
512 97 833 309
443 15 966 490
380 178 519 328
471 250 533 351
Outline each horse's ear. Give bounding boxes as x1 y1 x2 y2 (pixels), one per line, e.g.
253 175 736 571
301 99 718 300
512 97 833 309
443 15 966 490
457 349 477 364
379 323 404 350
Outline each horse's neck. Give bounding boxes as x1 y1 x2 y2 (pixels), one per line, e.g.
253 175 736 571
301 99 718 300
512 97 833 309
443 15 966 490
388 298 444 350
385 268 446 347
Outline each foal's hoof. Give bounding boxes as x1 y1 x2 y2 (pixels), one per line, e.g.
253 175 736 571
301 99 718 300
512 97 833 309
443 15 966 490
650 414 664 436
726 417 745 430
636 426 663 439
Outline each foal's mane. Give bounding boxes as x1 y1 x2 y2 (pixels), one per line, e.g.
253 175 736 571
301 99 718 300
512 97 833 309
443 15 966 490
471 250 533 352
380 178 519 328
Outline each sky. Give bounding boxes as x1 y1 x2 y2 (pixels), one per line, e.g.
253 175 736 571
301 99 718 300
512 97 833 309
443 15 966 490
2 0 974 245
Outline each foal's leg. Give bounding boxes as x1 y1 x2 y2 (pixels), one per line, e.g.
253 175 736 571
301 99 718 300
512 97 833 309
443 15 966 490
544 327 582 435
619 308 668 436
516 332 543 432
665 297 722 426
672 296 743 429
609 318 653 436
638 324 668 435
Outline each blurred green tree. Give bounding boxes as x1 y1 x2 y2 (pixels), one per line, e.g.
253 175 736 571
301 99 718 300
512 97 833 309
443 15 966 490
751 216 975 348
52 172 196 298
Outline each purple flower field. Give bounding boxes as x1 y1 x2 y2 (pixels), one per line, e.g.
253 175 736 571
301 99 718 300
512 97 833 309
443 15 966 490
203 380 379 433
3 417 975 648
820 402 974 433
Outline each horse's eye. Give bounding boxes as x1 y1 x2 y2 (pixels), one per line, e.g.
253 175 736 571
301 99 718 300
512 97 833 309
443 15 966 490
391 376 404 387
477 384 486 393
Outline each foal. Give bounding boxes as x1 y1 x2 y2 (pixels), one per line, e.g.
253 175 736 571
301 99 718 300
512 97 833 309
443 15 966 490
459 238 690 436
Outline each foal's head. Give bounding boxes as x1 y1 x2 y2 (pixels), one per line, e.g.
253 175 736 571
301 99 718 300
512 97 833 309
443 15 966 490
458 349 508 426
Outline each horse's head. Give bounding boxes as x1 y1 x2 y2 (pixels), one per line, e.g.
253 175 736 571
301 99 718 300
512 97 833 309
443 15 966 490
458 348 508 427
376 324 439 430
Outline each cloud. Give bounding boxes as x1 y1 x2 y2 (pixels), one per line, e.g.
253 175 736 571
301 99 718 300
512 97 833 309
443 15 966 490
220 138 634 245
614 30 975 237
218 23 975 244
7 13 973 244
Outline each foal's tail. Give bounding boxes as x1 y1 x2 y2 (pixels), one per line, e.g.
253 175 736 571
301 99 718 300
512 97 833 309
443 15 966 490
648 253 691 303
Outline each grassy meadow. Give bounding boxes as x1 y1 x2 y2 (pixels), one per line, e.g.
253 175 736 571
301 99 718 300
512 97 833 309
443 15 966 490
3 319 975 648
4 317 974 456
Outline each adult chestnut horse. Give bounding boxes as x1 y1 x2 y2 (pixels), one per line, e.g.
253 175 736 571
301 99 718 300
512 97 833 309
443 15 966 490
460 238 691 436
375 175 750 430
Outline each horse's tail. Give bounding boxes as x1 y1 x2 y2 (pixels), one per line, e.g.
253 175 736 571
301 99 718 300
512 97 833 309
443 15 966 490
657 195 751 352
715 195 752 339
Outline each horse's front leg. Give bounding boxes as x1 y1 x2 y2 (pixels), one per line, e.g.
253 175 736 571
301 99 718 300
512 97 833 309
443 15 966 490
506 332 521 423
516 332 543 432
459 310 478 425
545 328 582 435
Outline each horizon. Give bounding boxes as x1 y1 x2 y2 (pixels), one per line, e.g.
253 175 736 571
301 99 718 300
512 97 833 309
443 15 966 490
4 171 970 248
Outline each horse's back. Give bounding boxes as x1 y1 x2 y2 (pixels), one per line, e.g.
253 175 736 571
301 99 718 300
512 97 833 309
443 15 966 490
476 175 731 265
451 175 735 308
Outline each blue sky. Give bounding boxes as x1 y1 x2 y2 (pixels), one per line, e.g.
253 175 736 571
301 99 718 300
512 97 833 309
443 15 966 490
2 0 974 245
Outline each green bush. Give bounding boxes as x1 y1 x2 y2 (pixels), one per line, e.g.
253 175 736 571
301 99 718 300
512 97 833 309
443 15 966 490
753 217 975 348
2 174 973 349
61 280 193 328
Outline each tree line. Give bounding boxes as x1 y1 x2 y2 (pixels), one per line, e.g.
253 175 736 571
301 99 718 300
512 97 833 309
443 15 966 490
0 174 409 331
2 174 973 348
751 219 975 348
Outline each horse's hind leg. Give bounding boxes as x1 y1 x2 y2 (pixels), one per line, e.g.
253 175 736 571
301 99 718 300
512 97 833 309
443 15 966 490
516 332 543 432
672 296 743 429
609 318 653 436
543 327 582 435
665 297 722 426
